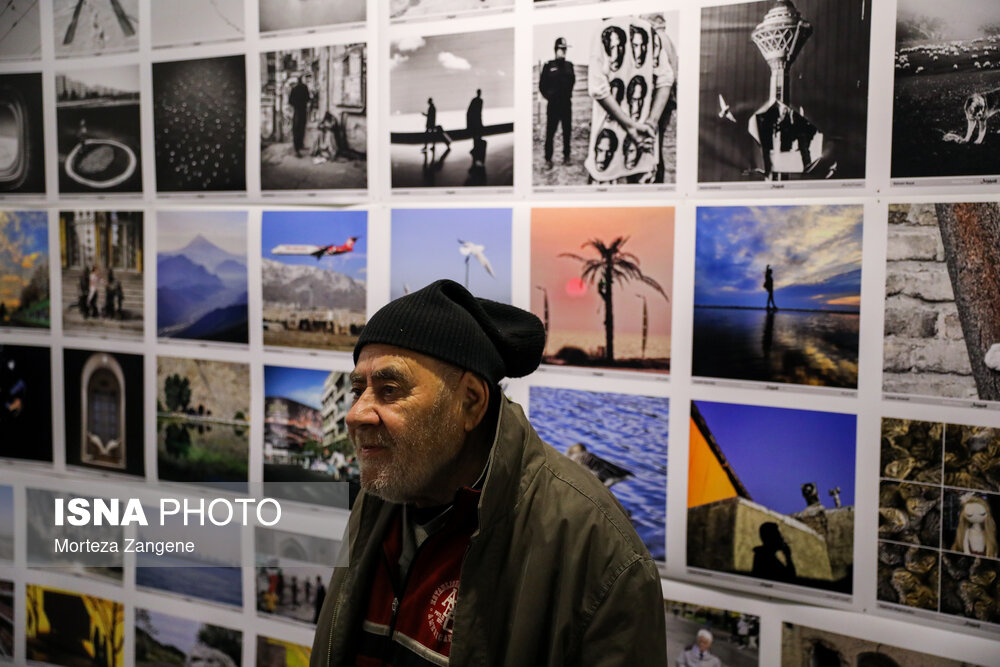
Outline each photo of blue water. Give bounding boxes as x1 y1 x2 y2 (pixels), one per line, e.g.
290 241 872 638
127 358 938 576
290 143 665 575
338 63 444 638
529 387 668 560
136 554 242 607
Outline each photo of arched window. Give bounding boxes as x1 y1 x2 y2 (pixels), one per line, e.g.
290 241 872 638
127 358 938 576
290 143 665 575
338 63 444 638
80 352 126 470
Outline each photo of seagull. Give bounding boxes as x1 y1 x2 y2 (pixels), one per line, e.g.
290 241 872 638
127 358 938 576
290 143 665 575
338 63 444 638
458 238 495 287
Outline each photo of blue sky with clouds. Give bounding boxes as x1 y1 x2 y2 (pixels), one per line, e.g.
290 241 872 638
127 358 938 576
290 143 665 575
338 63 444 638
264 365 329 410
695 205 863 312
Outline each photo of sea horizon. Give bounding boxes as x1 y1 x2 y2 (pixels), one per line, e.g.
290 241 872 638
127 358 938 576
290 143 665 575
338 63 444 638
529 386 668 561
56 65 142 193
693 205 862 389
259 0 365 35
53 0 138 57
152 0 244 48
26 584 124 667
257 636 311 667
157 210 248 345
156 356 250 489
665 599 759 667
136 608 243 666
26 488 123 582
0 343 52 463
781 622 976 666
0 0 39 60
390 29 514 189
531 207 673 373
0 485 12 564
262 210 367 352
0 74 46 194
688 401 856 596
0 210 48 329
256 527 338 626
391 208 511 302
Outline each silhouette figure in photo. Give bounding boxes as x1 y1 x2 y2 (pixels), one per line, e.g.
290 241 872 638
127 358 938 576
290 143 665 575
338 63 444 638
751 521 796 583
421 141 450 187
422 98 437 151
465 138 487 186
540 37 575 166
467 89 483 143
288 75 310 158
764 264 777 311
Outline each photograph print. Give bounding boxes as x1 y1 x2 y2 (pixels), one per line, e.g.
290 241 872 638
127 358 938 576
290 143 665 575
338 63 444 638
883 203 1000 404
892 0 1000 180
391 208 511 302
260 43 367 192
529 386 668 561
390 29 514 189
0 0 40 60
0 73 46 194
53 0 138 57
0 485 11 563
665 599 759 667
0 209 48 328
688 401 856 596
263 210 366 351
259 0 365 36
257 636 311 667
530 206 673 373
26 584 124 667
533 14 678 188
153 55 246 193
0 344 52 463
60 210 143 338
156 356 250 488
56 66 142 193
26 488 123 581
698 0 871 184
391 0 512 22
63 348 144 476
152 0 244 48
256 527 339 626
693 205 863 389
136 608 242 667
781 622 977 666
157 210 248 344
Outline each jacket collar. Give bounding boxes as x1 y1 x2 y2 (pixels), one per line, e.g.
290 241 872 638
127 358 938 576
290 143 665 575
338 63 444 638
475 396 542 532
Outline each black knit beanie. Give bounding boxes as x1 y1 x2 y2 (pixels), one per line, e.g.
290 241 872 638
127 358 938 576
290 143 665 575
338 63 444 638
354 279 546 384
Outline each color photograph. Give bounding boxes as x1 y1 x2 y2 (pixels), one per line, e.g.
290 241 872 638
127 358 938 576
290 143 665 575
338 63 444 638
391 0 512 21
26 584 124 667
698 0 871 183
157 210 248 344
693 205 862 388
0 210 48 328
26 488 123 581
390 29 514 188
782 623 975 666
256 527 338 626
532 14 678 187
53 0 137 57
152 0 244 48
262 210 366 351
136 514 242 608
56 66 141 193
264 365 356 507
0 343 52 463
63 348 144 476
261 43 367 192
529 386 668 561
0 0 40 60
391 208 511 302
688 401 856 595
530 207 673 373
156 356 250 488
258 0 365 35
153 55 246 193
0 486 11 563
892 0 1000 179
0 580 10 659
665 599 759 667
257 636 311 667
883 203 1000 404
60 210 143 337
136 608 242 667
0 73 46 193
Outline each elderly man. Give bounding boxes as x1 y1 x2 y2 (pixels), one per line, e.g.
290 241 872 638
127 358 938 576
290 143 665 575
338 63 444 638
312 279 666 666
677 629 721 667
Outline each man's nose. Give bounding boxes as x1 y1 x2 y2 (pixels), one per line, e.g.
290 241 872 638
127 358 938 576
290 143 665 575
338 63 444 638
346 389 379 428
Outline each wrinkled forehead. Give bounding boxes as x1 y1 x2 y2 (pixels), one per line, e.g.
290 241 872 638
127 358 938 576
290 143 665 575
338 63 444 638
353 343 457 384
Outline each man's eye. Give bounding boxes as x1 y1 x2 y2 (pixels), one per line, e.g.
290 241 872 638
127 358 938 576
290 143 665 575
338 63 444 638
350 387 364 400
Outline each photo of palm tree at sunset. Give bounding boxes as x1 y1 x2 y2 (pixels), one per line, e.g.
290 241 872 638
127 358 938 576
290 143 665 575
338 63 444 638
530 207 673 372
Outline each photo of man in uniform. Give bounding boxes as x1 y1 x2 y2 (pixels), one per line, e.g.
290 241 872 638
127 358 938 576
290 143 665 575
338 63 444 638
539 37 575 166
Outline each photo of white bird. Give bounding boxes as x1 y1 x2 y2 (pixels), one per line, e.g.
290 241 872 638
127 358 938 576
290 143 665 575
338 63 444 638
458 238 495 288
87 432 120 457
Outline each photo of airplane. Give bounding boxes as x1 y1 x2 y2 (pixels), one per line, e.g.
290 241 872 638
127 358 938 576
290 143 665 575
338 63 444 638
270 236 359 260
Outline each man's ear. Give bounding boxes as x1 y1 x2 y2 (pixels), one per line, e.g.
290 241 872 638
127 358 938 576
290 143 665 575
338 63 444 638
458 372 490 432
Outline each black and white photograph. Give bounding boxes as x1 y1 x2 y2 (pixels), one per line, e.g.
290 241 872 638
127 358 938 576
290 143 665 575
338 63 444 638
390 29 514 189
698 0 871 184
0 343 52 463
533 14 678 188
53 0 138 58
259 0 365 36
152 0 244 49
0 0 40 60
391 0 513 22
893 0 1000 181
0 73 46 194
153 55 246 193
63 347 144 476
56 65 142 194
261 43 367 193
